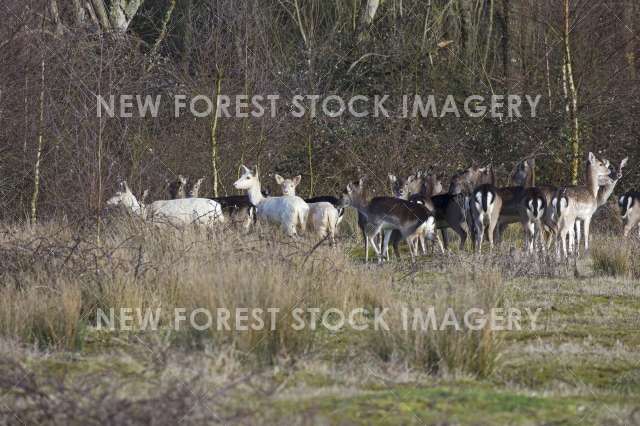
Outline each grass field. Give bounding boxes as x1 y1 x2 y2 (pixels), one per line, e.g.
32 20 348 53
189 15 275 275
0 214 638 425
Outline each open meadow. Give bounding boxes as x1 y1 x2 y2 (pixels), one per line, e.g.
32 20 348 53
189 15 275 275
0 209 638 425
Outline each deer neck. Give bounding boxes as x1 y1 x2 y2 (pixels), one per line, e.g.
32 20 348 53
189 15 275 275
246 181 265 206
585 162 600 199
527 166 535 188
350 194 370 215
597 177 618 207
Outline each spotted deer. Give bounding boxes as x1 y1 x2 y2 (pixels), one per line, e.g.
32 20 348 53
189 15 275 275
552 152 612 257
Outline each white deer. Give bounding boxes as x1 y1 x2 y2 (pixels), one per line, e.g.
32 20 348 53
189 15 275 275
274 174 340 244
106 181 224 227
234 166 308 236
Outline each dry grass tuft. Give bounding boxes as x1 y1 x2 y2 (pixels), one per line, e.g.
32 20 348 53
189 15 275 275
591 236 640 279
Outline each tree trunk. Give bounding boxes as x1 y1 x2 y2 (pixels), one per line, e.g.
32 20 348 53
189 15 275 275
31 60 45 225
483 0 494 71
90 0 111 31
210 71 223 198
109 0 144 33
361 0 381 26
563 0 580 184
624 0 637 79
71 0 86 25
459 0 473 61
499 0 509 85
49 0 64 34
146 0 176 72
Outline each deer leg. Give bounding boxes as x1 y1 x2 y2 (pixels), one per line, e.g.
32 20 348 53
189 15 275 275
568 225 575 256
575 220 582 254
582 218 591 254
392 231 401 260
449 221 468 251
473 216 484 254
487 217 499 253
441 228 449 250
527 222 536 253
364 235 369 263
382 230 393 262
368 234 383 263
434 232 445 253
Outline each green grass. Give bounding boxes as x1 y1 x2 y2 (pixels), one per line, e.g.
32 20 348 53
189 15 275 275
267 384 620 425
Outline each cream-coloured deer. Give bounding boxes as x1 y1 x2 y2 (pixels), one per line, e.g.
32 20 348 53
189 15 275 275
234 166 308 237
274 174 339 244
107 181 224 227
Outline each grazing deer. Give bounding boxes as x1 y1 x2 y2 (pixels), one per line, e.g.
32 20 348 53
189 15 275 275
275 174 339 244
341 177 437 263
470 184 503 253
552 152 612 257
233 166 308 237
619 191 640 237
107 181 224 227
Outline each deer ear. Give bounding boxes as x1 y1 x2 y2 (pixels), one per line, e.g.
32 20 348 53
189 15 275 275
123 181 131 193
274 174 284 185
293 175 302 186
346 183 353 194
388 174 396 183
240 165 251 175
588 152 596 163
621 157 629 168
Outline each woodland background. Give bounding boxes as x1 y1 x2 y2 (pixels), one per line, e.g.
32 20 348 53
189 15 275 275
1 0 639 221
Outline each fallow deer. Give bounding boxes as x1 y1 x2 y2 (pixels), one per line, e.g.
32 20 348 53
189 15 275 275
274 174 340 244
619 191 640 237
519 187 547 253
233 166 308 237
341 177 437 263
552 152 612 257
188 177 205 198
167 175 188 199
470 184 503 253
107 181 224 227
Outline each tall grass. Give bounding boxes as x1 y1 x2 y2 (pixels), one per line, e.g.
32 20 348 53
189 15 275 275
0 218 505 376
591 236 640 279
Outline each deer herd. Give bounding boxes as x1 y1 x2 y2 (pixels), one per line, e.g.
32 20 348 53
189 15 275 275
106 152 640 263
